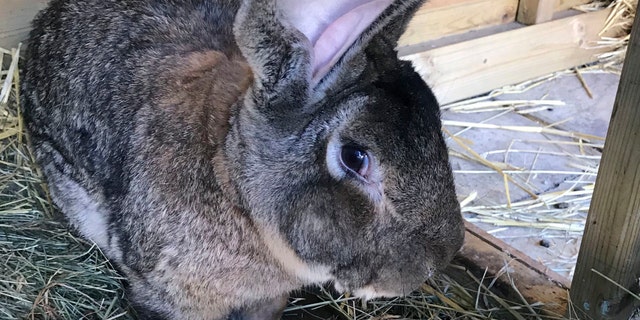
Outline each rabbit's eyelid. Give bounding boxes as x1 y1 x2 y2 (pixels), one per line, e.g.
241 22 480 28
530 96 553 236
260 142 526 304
326 136 348 180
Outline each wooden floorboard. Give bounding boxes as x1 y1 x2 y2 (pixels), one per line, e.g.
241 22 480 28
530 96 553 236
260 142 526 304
451 221 571 317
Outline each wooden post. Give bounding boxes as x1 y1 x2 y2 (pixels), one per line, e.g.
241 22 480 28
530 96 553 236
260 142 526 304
570 11 640 320
517 0 557 25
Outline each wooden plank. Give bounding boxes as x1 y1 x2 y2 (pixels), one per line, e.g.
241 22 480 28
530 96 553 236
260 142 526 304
399 0 518 47
570 10 640 319
0 0 48 49
517 0 558 25
399 0 591 48
403 8 616 105
557 0 592 11
0 0 595 51
452 221 569 317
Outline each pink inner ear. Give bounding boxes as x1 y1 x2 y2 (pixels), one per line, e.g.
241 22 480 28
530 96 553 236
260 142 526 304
278 0 393 81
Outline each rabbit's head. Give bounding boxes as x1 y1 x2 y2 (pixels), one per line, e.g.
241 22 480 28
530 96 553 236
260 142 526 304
227 0 464 299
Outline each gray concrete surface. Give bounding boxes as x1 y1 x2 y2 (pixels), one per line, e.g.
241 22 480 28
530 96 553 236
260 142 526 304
442 71 620 279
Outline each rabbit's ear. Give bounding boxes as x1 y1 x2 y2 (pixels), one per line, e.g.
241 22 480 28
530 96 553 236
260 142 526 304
278 0 423 83
233 0 424 130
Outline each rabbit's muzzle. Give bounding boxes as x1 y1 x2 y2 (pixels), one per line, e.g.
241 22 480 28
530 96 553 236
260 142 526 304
327 205 465 300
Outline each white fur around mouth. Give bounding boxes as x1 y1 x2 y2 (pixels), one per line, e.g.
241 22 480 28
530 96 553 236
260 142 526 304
334 281 400 301
352 285 399 301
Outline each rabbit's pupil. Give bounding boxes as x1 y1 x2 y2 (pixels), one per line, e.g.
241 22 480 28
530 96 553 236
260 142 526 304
341 146 369 176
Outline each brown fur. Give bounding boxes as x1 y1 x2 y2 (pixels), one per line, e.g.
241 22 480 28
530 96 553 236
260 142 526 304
21 0 464 318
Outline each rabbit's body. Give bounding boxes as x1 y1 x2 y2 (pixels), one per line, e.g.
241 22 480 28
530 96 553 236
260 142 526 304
22 0 465 319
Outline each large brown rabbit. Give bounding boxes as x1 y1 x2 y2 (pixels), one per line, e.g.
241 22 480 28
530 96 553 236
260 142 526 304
21 0 465 319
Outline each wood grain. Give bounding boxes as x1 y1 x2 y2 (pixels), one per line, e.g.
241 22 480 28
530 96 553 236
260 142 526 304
570 9 640 319
452 221 570 317
0 0 596 50
517 0 558 25
557 0 593 11
403 8 616 105
399 0 518 47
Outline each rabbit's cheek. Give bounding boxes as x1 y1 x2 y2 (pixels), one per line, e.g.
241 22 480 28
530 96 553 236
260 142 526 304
257 224 334 285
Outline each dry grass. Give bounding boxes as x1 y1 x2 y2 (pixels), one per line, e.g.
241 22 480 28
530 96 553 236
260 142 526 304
284 269 573 320
442 0 634 280
1 47 133 319
0 0 636 318
578 0 637 71
1 43 559 320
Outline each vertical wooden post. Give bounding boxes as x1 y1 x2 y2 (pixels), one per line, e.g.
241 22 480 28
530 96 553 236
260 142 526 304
517 0 557 25
570 11 640 320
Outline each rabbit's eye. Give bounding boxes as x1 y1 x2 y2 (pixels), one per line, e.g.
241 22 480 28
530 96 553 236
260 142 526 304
340 146 369 177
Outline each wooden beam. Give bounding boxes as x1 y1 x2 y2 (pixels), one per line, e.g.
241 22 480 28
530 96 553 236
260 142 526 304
403 8 617 105
0 0 48 49
399 0 518 47
451 221 570 317
569 10 640 319
399 0 592 48
557 0 593 11
517 0 558 25
1 0 596 52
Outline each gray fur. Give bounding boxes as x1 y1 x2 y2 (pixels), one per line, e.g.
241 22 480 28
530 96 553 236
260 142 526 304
21 0 465 319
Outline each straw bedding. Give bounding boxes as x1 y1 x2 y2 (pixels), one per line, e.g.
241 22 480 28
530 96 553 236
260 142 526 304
0 0 634 318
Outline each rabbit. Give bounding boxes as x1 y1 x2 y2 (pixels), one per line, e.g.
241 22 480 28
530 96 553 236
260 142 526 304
20 0 465 319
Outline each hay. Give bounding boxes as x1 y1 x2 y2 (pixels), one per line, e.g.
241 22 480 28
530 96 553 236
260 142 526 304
3 45 558 320
1 46 133 319
284 270 569 320
444 74 602 277
577 0 637 72
444 0 635 280
1 0 636 318
1 45 559 320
